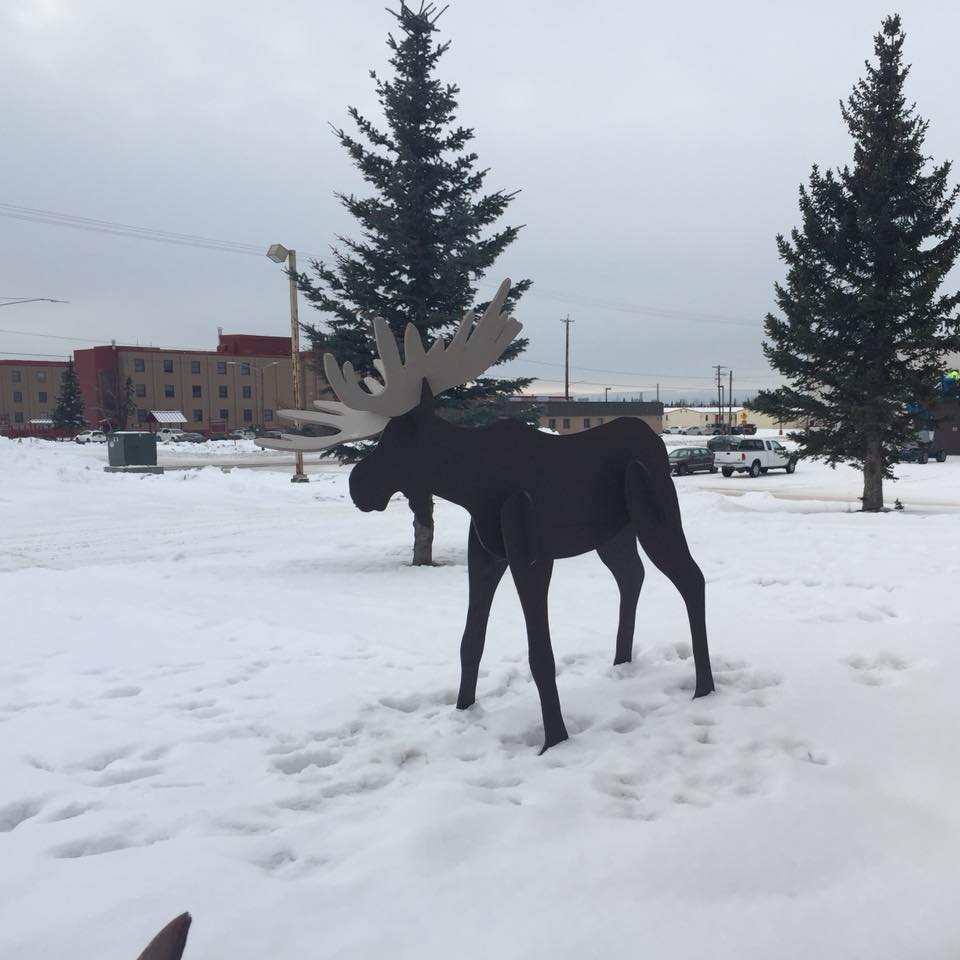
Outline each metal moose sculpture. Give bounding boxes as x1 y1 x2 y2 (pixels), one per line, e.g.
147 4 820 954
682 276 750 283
260 280 714 752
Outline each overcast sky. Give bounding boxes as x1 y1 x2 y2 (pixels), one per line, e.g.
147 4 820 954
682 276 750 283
2 0 959 401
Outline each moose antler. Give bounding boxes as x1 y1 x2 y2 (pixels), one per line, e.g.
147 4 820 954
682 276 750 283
257 278 520 450
323 278 521 417
254 400 389 452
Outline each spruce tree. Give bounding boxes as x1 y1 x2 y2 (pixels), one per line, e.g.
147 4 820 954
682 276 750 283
299 1 533 564
52 360 85 430
752 15 960 511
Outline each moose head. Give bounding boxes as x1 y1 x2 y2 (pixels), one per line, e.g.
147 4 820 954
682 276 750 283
260 279 714 753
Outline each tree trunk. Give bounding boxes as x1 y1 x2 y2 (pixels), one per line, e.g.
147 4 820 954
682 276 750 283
861 436 885 512
410 493 435 566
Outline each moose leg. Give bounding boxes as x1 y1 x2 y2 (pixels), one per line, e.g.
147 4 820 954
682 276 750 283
597 526 645 665
457 523 508 710
625 461 715 698
501 492 568 753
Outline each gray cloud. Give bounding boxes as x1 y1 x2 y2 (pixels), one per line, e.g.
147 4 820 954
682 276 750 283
2 0 958 400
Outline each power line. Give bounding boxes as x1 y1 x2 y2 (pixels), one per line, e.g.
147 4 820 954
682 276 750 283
0 350 70 359
511 357 779 381
2 201 769 329
0 327 105 343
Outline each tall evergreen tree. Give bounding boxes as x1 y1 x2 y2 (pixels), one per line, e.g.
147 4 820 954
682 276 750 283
299 1 533 564
52 360 85 430
752 15 960 511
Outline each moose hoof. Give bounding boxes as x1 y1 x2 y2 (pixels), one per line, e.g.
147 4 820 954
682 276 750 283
455 694 475 710
538 729 569 755
693 680 716 699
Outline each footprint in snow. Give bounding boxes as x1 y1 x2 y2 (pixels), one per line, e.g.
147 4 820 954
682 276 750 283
844 652 911 685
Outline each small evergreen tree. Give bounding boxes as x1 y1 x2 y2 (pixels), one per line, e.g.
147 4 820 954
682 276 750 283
118 376 137 430
299 1 534 564
752 15 960 511
52 360 85 430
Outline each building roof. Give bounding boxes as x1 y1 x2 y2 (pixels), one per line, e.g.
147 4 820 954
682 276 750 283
540 400 663 416
148 410 187 424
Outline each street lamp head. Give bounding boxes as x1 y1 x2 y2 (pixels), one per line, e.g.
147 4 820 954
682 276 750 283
266 243 289 264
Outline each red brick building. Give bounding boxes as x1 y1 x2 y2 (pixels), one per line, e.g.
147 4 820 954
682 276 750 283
73 333 327 433
0 359 69 433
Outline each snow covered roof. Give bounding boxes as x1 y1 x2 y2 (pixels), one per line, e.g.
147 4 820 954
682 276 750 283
148 410 187 424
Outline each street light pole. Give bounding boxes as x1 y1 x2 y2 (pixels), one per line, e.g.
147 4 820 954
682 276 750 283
604 386 611 403
267 243 308 483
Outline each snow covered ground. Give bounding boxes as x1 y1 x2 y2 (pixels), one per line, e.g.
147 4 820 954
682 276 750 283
2 436 960 959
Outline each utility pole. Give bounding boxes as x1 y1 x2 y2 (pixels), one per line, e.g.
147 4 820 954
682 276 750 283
656 383 660 403
728 369 733 433
561 315 575 400
713 364 726 431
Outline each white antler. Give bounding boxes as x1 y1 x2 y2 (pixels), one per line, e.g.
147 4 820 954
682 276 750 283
322 278 521 418
253 400 388 452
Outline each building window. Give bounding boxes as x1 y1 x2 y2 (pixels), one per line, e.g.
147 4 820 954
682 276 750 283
13 391 22 403
36 371 47 382
242 385 252 399
191 360 201 374
583 418 591 428
135 383 146 397
243 408 253 422
163 358 173 373
240 363 251 375
11 370 21 383
264 409 274 422
14 411 24 424
38 391 48 403
193 409 203 423
548 418 556 430
219 408 229 419
598 418 604 425
192 385 202 398
562 418 571 430
218 385 228 399
134 358 145 373
217 361 227 375
136 408 148 423
164 384 175 398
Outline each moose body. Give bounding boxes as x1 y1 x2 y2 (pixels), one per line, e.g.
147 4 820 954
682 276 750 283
260 277 714 753
351 403 715 752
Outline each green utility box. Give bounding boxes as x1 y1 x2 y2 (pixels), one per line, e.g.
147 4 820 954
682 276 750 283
105 432 162 473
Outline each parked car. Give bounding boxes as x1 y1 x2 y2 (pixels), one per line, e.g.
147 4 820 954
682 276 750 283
207 431 231 441
155 427 181 443
255 429 283 440
662 426 685 435
228 429 256 441
707 434 741 452
714 438 797 477
667 446 716 476
74 430 106 444
682 426 707 436
731 422 758 435
172 432 205 443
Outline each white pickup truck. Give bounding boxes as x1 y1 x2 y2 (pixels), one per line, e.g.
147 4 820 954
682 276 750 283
714 437 797 478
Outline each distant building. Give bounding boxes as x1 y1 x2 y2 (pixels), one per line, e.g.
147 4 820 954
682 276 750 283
537 398 663 435
72 333 328 433
663 405 804 432
0 359 69 432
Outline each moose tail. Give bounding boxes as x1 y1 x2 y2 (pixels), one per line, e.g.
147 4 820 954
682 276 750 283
624 459 682 530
